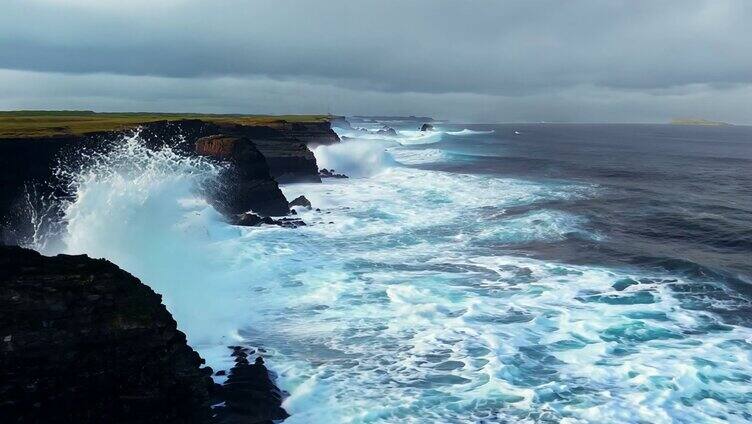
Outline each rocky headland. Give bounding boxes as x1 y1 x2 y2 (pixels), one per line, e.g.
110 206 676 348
0 113 340 243
0 112 343 423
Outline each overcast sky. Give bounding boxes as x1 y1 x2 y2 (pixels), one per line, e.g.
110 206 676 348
1 0 751 123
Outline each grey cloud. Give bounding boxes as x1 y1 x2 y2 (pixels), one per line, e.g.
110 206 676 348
2 69 751 124
1 0 751 121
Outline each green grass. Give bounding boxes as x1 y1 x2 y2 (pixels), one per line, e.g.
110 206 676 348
0 111 331 138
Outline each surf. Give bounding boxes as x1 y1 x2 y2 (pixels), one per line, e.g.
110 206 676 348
32 123 752 423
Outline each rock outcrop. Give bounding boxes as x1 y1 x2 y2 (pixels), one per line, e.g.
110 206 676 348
266 121 340 146
319 168 349 179
195 135 289 216
0 246 291 424
0 246 215 423
211 123 325 183
289 195 312 209
420 123 434 132
213 347 289 424
249 138 321 183
0 118 339 244
234 212 306 228
376 126 398 137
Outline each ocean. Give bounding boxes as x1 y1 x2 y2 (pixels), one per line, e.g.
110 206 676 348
44 119 752 423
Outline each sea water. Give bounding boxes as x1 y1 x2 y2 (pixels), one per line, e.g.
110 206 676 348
43 120 752 423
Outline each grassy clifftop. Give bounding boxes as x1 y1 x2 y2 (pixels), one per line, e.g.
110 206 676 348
0 111 331 138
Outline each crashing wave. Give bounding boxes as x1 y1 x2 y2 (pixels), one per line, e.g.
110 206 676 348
446 129 495 136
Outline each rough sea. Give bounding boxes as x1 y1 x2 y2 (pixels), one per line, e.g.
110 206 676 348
46 119 752 423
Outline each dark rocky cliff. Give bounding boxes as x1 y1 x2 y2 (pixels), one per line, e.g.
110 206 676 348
0 246 214 423
266 121 340 146
0 118 339 244
210 123 326 183
0 246 288 424
195 134 290 216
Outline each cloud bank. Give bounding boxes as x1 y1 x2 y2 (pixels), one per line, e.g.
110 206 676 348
1 0 751 122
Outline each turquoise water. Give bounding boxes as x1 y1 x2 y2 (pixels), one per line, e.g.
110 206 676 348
51 124 752 423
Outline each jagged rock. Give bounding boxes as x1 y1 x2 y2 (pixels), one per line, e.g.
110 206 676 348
211 124 322 183
420 123 434 132
319 168 349 179
223 121 339 183
234 212 306 228
195 135 290 217
376 126 398 136
289 195 312 209
234 212 277 227
213 349 289 424
277 217 307 228
0 246 216 423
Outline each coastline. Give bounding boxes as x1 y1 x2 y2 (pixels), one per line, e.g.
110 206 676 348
0 113 342 423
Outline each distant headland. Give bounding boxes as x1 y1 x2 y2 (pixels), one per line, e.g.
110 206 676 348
670 118 732 126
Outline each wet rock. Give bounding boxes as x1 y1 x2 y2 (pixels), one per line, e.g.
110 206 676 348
195 135 290 217
234 212 306 228
233 212 276 227
289 195 312 209
0 246 215 423
376 126 398 136
277 217 306 228
212 350 289 424
319 168 349 179
420 123 434 131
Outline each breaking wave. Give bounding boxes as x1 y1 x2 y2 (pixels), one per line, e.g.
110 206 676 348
446 129 495 136
33 124 752 423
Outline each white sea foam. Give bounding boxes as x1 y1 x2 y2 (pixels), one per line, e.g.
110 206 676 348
446 129 495 136
313 139 397 177
42 129 752 423
477 209 602 243
395 130 444 145
389 148 448 165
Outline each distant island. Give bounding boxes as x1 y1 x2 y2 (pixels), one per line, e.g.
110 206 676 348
670 118 731 126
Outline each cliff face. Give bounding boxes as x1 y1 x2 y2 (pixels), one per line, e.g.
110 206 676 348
0 118 339 243
265 121 340 146
0 246 215 423
212 123 327 183
195 135 290 216
0 246 289 424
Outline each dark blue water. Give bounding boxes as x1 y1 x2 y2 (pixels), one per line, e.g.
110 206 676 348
274 120 752 422
425 124 752 300
53 120 752 422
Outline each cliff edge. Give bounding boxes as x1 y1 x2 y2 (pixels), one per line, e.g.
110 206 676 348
0 113 340 244
0 246 288 424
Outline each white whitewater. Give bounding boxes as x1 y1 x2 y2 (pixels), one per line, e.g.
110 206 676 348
42 127 752 423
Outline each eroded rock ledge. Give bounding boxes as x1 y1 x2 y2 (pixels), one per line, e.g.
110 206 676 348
0 246 288 424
